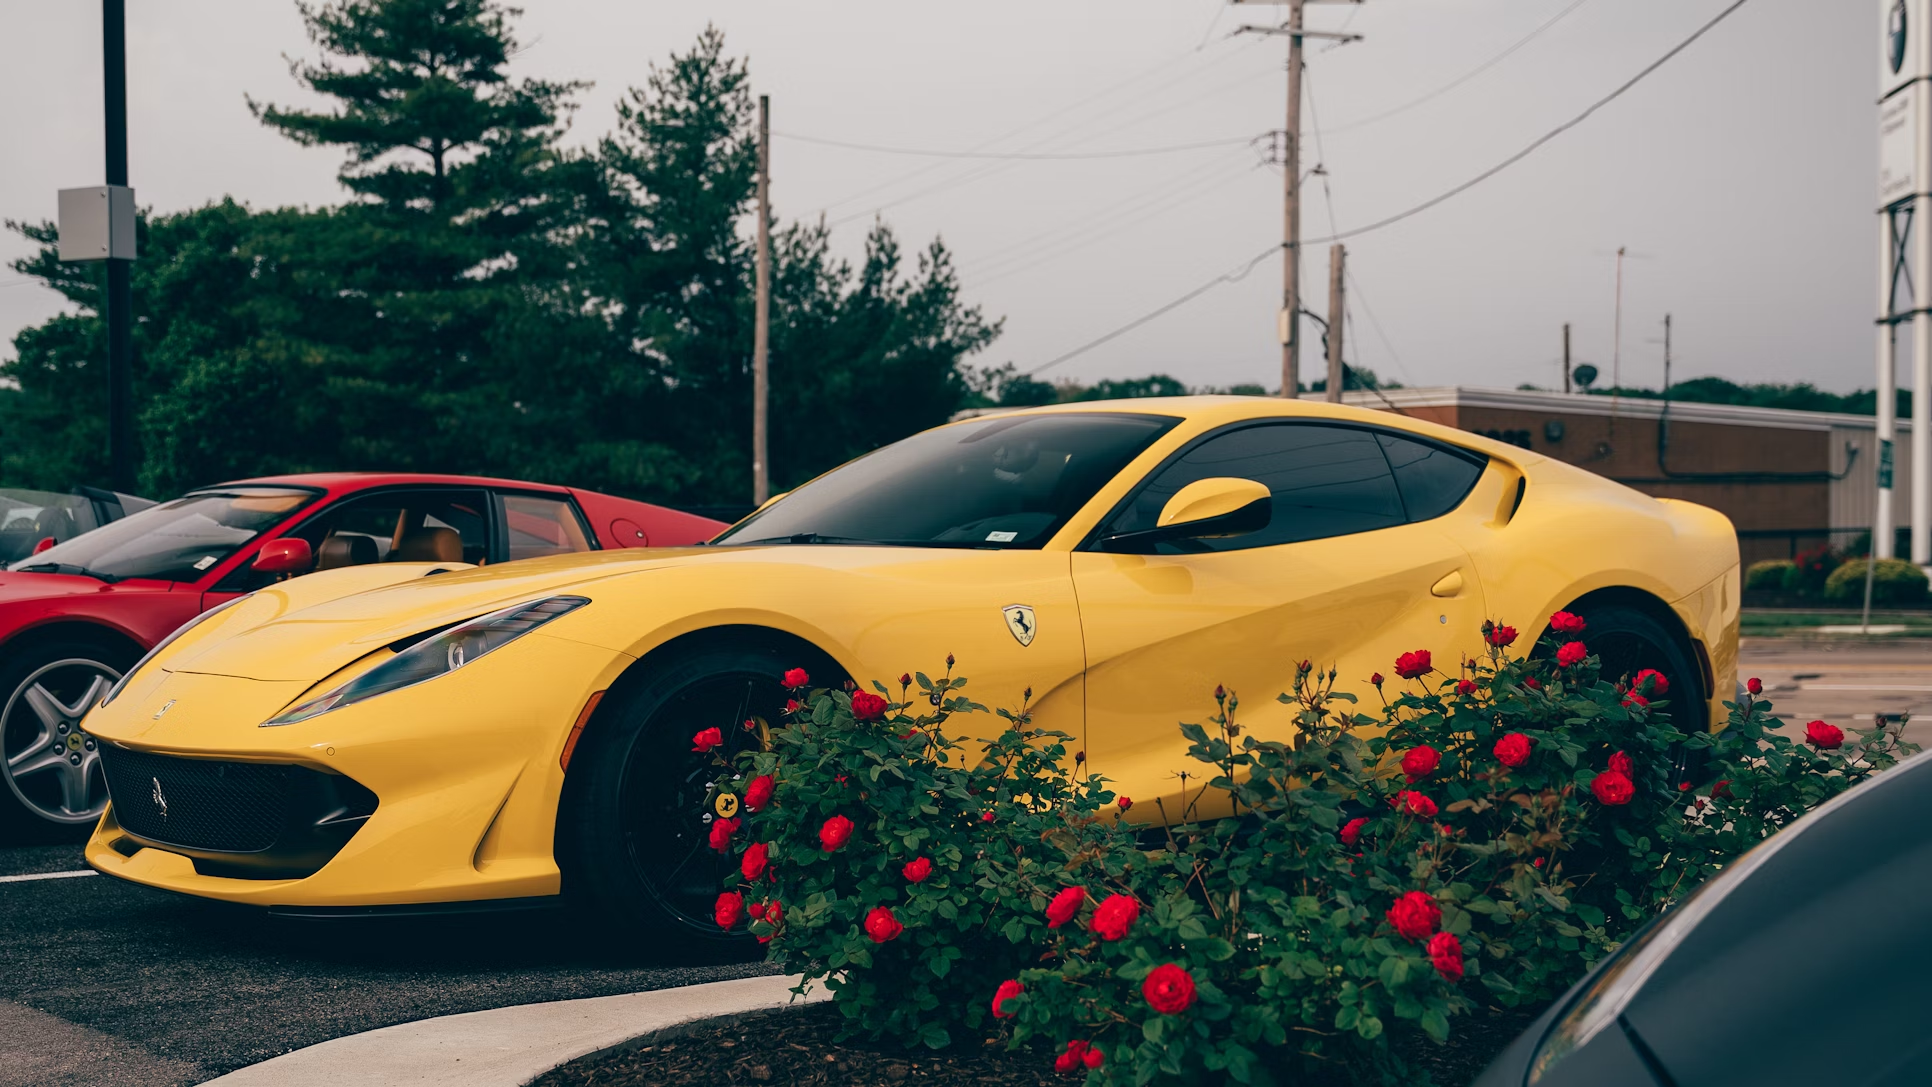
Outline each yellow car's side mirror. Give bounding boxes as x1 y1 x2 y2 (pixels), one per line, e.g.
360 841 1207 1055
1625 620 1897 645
1100 477 1272 553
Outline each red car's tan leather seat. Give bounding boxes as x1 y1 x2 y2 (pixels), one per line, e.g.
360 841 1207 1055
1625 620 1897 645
393 526 461 562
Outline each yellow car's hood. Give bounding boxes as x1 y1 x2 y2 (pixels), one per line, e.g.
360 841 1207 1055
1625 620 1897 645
166 549 709 682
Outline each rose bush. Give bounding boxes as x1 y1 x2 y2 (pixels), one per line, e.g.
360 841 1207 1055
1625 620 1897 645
718 623 1912 1083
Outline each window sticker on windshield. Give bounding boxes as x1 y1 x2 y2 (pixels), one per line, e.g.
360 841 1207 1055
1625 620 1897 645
985 531 1018 543
193 556 218 571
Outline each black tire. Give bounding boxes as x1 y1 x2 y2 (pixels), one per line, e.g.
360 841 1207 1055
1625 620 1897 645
1551 602 1709 783
557 639 831 957
0 639 133 842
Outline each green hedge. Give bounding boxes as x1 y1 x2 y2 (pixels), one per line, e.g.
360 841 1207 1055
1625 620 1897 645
1744 559 1794 591
1823 558 1930 605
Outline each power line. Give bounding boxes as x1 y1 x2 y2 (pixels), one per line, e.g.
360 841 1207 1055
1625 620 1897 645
1326 0 1595 135
1025 243 1279 376
1021 0 1754 376
1344 265 1413 386
773 132 1251 160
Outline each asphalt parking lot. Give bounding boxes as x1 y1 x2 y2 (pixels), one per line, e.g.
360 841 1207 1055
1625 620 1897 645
0 639 1924 1087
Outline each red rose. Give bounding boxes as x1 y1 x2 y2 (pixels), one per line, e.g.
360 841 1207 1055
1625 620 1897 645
782 667 810 688
1746 677 1763 695
898 672 912 687
980 810 996 823
1556 641 1588 668
1340 816 1368 847
992 979 1023 1019
1394 650 1432 679
1524 677 1542 690
1805 720 1844 749
1494 732 1533 768
1632 668 1669 696
1090 894 1140 941
1386 890 1442 941
1054 1041 1089 1075
864 905 904 943
902 856 932 883
691 727 723 753
1117 796 1133 812
1533 856 1546 869
851 690 888 721
1550 610 1586 634
1456 679 1477 696
1713 779 1733 799
1428 931 1464 981
1399 790 1437 818
1401 746 1441 782
1591 770 1634 806
1608 750 1633 777
784 698 802 714
1045 885 1086 929
708 816 739 853
819 814 854 851
714 890 744 930
1084 1046 1104 1070
1623 692 1649 710
743 774 776 813
740 840 769 880
1370 672 1385 687
765 900 783 926
1142 963 1197 1014
1485 623 1519 648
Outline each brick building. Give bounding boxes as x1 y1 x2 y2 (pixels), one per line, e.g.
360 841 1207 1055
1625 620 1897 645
1341 387 1915 566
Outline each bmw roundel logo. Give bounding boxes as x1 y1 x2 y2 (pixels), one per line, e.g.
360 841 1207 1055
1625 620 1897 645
1893 0 1910 76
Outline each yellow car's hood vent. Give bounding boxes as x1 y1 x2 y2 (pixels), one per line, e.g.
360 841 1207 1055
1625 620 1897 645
165 551 693 681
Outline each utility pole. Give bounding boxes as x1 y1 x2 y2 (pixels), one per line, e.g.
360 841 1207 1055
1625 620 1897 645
751 95 772 506
1235 1 1359 400
103 0 134 493
1562 323 1571 394
1282 0 1304 400
1324 244 1345 402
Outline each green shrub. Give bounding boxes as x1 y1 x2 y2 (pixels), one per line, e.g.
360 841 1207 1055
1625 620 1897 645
725 625 1913 1084
1744 559 1795 591
1823 557 1930 605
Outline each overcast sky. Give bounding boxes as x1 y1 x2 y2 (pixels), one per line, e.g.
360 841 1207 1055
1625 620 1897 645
0 0 1886 394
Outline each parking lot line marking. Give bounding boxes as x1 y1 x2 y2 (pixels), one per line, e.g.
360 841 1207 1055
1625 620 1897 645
0 869 97 885
1801 684 1932 692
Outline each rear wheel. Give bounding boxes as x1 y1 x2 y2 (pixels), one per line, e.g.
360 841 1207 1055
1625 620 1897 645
1554 602 1708 780
559 640 826 956
0 641 130 841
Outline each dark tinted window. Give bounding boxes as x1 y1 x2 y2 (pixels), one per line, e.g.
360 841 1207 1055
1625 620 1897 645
715 412 1179 549
1101 423 1406 552
10 487 316 583
1376 433 1486 522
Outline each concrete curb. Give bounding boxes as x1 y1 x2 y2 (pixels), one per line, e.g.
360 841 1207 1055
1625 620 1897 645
199 973 825 1087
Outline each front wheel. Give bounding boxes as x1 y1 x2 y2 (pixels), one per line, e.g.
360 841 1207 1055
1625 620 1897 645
1555 602 1709 783
0 641 129 840
558 640 822 956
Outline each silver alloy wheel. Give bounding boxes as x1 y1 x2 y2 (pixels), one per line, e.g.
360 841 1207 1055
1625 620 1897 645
1 658 119 825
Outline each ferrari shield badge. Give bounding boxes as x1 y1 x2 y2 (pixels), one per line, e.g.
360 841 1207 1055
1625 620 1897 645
1002 604 1037 648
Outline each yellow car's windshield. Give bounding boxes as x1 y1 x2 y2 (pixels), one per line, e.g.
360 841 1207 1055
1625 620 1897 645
717 412 1179 549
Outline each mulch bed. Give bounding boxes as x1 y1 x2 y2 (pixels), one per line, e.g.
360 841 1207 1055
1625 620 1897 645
529 1000 1545 1087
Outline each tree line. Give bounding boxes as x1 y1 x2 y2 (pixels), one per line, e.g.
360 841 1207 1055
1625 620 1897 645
3 0 1000 508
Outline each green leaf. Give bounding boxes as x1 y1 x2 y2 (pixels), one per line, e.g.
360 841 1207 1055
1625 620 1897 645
1420 1008 1449 1042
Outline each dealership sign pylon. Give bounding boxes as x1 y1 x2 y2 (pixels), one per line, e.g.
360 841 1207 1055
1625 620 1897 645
1879 0 1932 566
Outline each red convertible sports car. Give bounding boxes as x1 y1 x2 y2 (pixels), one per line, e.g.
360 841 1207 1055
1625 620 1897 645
0 473 721 836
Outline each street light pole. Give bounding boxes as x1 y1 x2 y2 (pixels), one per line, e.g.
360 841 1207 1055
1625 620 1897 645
102 0 135 493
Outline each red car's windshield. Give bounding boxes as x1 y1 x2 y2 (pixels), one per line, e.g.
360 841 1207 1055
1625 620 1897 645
8 487 316 583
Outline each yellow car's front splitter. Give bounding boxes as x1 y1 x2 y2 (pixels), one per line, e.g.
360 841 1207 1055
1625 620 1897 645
83 632 630 909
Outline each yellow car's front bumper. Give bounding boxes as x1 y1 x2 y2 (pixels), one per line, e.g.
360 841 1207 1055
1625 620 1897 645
84 631 630 908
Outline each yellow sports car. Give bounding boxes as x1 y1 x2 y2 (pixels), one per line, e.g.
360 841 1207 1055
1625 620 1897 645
81 397 1738 942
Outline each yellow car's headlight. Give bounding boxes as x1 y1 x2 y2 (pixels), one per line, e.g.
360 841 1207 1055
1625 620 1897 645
261 596 590 727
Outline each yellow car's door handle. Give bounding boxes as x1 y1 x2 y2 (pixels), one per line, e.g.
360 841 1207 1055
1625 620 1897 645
1430 570 1465 598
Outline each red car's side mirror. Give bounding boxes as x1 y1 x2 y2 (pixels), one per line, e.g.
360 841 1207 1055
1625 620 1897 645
252 538 314 575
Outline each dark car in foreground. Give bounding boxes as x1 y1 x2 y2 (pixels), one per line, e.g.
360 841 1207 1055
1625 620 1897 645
1476 745 1932 1087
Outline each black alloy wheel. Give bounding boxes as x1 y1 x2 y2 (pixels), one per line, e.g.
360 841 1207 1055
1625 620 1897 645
559 640 819 956
1549 602 1709 782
